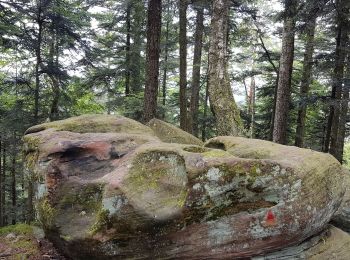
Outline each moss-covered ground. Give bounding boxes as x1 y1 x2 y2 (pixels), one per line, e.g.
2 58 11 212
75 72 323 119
0 224 65 259
0 224 39 259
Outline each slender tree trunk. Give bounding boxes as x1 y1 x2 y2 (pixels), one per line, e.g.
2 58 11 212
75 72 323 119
272 0 298 144
49 75 60 121
295 17 316 147
21 163 25 222
324 103 334 152
179 0 188 131
189 7 204 136
27 180 34 223
269 75 280 140
34 1 43 124
202 69 210 142
11 141 16 225
247 45 257 139
337 59 350 163
130 0 144 93
125 2 131 96
49 77 59 121
0 136 2 227
249 76 256 138
2 146 6 225
324 0 349 154
328 3 349 160
48 28 60 121
321 122 327 151
143 0 162 122
208 0 243 136
161 2 170 119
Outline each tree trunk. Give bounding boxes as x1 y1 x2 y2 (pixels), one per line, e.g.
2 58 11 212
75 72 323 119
269 74 280 141
202 70 210 142
189 7 204 136
208 0 243 136
323 103 334 152
249 76 256 138
125 2 131 96
0 136 2 227
11 142 16 225
328 1 349 160
34 1 43 124
143 0 162 122
2 146 6 225
179 0 188 131
49 75 60 121
48 26 60 121
27 179 34 223
337 57 350 163
295 17 316 147
161 2 170 119
272 0 298 144
130 0 144 93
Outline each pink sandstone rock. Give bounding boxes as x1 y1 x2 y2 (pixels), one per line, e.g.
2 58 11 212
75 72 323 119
23 115 347 259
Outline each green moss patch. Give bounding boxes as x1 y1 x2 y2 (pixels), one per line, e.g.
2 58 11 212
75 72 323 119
58 183 104 212
89 208 111 235
37 198 57 230
25 114 154 135
0 224 33 236
183 146 209 153
202 149 232 158
124 150 188 219
0 224 40 259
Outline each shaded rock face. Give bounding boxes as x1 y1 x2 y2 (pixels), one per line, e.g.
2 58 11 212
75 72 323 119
23 115 347 259
253 225 350 260
332 169 350 232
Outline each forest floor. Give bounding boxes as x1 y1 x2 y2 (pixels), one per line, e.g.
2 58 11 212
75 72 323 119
0 224 65 260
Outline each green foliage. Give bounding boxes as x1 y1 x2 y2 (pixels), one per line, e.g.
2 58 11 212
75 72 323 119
0 223 33 236
37 199 57 230
71 93 105 115
116 94 145 121
89 209 110 235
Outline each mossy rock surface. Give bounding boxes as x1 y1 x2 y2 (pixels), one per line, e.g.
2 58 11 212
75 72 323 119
147 118 203 146
25 114 155 136
22 115 348 259
205 136 341 173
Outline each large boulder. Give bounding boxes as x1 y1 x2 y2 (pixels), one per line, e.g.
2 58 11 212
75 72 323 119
23 115 347 259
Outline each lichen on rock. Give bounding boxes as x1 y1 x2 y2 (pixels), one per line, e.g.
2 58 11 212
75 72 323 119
22 114 349 259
